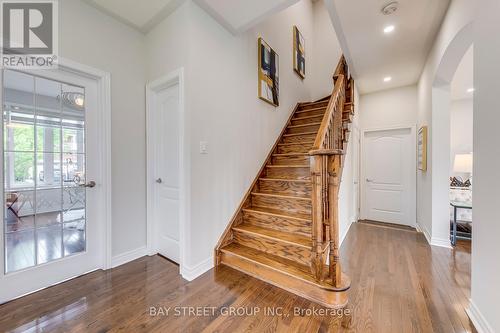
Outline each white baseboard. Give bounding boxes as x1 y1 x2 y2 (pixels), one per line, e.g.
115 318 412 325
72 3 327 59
340 219 355 245
180 256 213 281
111 246 148 268
417 222 432 245
466 300 495 333
430 236 452 248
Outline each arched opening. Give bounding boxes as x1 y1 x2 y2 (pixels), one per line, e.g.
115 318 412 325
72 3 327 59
431 22 473 246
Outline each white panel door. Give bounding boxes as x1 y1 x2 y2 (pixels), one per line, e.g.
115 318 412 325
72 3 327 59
153 84 180 263
363 128 414 226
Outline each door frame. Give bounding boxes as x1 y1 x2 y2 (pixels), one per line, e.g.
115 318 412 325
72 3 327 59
146 68 187 272
0 58 112 302
360 125 417 227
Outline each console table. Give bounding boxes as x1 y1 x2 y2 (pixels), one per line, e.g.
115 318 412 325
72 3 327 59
450 201 472 246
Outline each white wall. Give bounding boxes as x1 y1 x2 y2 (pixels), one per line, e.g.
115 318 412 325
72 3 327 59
450 98 473 175
416 0 474 243
338 85 360 243
311 0 343 101
146 0 346 273
471 0 500 331
359 85 418 130
59 0 147 257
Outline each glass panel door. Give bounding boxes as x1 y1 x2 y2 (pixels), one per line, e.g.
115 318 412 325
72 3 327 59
3 70 86 273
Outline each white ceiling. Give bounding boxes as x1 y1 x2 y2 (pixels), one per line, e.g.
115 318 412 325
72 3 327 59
194 0 300 34
451 46 473 101
83 0 185 33
326 0 451 94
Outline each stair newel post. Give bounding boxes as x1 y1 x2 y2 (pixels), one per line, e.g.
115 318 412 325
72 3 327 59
310 153 325 281
328 155 342 287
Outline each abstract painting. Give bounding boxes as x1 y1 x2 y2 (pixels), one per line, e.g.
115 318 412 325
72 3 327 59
258 37 279 106
293 26 305 79
418 126 427 171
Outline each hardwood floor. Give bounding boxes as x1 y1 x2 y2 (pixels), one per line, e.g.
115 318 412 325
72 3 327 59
0 222 475 333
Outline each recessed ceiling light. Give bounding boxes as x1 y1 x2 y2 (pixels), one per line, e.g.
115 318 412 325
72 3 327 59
384 25 395 34
384 76 392 82
467 88 475 93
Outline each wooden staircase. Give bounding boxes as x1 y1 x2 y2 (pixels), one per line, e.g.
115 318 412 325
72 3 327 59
215 56 355 308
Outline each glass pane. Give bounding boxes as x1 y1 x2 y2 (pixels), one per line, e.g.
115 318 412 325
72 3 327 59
36 152 61 188
3 70 35 152
63 187 85 223
6 230 35 272
63 220 85 256
37 225 62 264
36 188 63 227
5 190 35 232
61 84 85 122
61 153 85 185
62 128 84 153
4 151 35 188
36 120 61 153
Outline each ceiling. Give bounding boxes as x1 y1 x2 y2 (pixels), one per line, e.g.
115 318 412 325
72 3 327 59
194 0 300 34
451 46 473 101
326 0 451 94
83 0 185 33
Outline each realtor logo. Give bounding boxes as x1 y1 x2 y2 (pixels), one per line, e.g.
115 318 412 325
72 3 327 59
1 0 58 68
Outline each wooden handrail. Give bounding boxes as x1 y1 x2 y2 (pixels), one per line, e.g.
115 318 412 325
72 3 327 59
309 55 350 288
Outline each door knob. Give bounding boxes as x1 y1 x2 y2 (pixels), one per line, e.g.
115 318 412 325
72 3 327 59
80 181 96 188
366 178 373 182
156 178 163 184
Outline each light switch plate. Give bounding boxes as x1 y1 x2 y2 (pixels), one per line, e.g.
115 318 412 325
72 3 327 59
200 141 208 154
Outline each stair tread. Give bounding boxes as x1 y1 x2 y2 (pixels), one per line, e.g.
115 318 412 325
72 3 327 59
278 141 314 146
283 131 317 137
232 224 310 247
266 164 308 168
295 107 327 114
251 192 311 201
243 206 311 221
259 177 310 183
287 122 322 129
221 243 348 291
292 114 324 121
273 153 309 157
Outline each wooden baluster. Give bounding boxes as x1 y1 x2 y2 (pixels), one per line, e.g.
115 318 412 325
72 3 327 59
328 155 342 287
310 154 324 280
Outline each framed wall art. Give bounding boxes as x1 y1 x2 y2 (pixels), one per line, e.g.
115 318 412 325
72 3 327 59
258 37 279 106
293 26 305 79
418 126 428 171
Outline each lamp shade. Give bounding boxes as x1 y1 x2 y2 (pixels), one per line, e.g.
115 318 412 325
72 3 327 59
453 153 473 173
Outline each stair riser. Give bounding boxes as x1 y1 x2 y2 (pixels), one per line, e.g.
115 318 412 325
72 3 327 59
252 194 311 215
243 210 311 237
232 230 310 266
299 102 328 110
291 115 324 126
272 155 309 165
265 167 310 180
277 144 313 154
286 124 320 135
281 133 316 144
258 179 311 197
294 109 325 118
